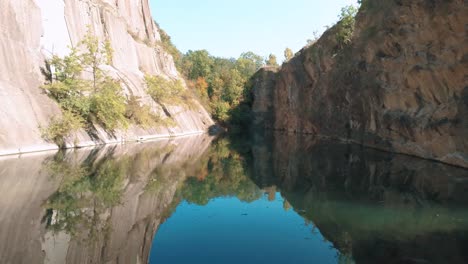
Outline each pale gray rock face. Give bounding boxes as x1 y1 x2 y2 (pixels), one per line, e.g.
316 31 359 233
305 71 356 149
0 0 214 155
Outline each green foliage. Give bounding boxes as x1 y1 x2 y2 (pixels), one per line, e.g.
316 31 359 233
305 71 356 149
49 48 84 81
284 48 294 61
42 28 168 145
147 26 264 131
89 79 128 130
221 68 244 104
40 111 84 147
177 138 262 205
211 100 231 122
78 26 114 90
145 75 185 105
266 54 279 67
178 49 264 129
236 52 264 76
336 5 358 48
43 80 91 119
125 95 163 128
182 50 214 79
43 154 129 237
91 159 127 206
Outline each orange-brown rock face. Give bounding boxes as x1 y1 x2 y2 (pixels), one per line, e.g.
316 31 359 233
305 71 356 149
252 0 467 168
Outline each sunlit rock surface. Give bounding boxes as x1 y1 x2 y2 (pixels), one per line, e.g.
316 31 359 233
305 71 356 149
252 0 467 167
0 0 213 155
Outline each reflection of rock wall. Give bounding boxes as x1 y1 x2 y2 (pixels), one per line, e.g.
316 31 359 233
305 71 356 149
0 153 59 264
251 132 468 264
254 132 468 205
0 135 213 264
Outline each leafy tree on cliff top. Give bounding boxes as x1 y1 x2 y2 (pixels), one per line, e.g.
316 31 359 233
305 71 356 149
266 54 279 67
336 5 358 47
284 48 294 61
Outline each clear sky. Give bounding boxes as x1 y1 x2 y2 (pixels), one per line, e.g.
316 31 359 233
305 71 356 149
149 0 358 61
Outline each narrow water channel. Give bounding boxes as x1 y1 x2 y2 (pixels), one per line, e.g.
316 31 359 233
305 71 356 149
0 133 467 264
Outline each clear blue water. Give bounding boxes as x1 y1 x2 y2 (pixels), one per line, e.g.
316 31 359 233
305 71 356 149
1 134 467 264
150 193 338 264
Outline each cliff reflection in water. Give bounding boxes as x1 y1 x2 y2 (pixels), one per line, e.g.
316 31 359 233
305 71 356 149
0 135 215 264
252 132 468 264
0 133 467 264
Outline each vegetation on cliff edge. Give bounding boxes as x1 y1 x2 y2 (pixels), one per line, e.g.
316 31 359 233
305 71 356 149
41 28 176 147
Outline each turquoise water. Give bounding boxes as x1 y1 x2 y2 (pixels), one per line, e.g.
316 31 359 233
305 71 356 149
1 134 467 263
150 193 339 264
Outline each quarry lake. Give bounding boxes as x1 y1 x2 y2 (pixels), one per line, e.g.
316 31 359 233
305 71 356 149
1 133 468 264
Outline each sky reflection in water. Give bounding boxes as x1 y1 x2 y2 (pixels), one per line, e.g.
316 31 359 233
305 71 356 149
150 193 339 264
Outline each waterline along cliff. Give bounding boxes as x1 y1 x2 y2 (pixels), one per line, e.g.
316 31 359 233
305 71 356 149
252 0 467 168
0 135 214 264
0 0 213 156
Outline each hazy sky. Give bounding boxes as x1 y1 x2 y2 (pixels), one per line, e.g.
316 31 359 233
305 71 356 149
149 0 358 60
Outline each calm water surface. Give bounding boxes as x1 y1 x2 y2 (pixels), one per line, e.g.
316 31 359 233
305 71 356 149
0 133 467 264
150 194 338 264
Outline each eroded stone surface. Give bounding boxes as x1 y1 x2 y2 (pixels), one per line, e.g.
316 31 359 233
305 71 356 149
0 0 214 155
252 0 467 167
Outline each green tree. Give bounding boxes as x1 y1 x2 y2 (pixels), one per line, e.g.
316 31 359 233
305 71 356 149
284 48 294 61
240 52 264 68
266 54 279 67
336 5 358 47
79 26 114 91
183 50 213 79
177 48 263 130
222 68 244 104
41 28 143 145
43 153 129 237
145 75 185 105
236 51 264 78
90 78 128 130
177 138 262 205
125 95 162 128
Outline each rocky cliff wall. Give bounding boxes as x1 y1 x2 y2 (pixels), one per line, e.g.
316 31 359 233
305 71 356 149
0 0 214 156
252 0 467 168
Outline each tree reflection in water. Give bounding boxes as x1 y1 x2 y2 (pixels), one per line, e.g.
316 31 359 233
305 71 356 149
12 132 467 264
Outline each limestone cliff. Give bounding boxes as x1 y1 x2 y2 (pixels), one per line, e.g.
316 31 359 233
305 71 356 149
0 0 214 156
252 0 467 168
